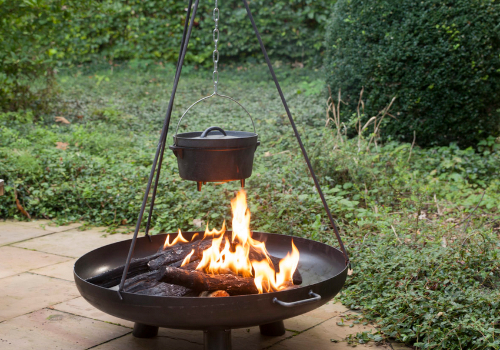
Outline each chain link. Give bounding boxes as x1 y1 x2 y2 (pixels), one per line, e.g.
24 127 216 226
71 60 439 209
212 0 219 93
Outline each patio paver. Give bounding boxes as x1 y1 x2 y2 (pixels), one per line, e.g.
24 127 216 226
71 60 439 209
0 273 80 322
0 308 130 350
52 297 135 328
31 258 77 281
0 220 78 246
272 316 389 350
13 228 134 258
0 246 70 279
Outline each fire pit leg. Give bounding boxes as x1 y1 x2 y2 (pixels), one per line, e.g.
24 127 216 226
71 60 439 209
132 323 159 338
259 320 285 336
204 328 232 350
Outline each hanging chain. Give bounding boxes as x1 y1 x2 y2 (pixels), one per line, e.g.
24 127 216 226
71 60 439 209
213 0 219 94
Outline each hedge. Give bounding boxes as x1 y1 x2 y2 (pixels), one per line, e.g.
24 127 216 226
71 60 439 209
325 0 500 146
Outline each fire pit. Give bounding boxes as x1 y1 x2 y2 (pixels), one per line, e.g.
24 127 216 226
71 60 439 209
75 231 347 348
74 1 350 349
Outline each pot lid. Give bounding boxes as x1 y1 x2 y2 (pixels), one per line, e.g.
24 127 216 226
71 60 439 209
174 126 258 148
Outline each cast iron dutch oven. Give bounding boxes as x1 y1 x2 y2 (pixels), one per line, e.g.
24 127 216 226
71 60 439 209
170 126 260 187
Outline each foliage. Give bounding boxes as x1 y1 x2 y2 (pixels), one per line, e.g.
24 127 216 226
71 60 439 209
1 65 500 348
325 0 500 147
342 233 500 349
35 0 332 66
0 0 67 112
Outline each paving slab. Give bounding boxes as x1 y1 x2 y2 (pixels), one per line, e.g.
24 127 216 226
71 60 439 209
13 228 134 258
284 301 350 332
0 246 70 279
0 308 130 350
52 296 135 328
91 333 202 350
156 326 292 350
92 326 293 350
232 327 294 350
271 316 389 350
0 273 80 322
30 258 77 281
0 221 55 246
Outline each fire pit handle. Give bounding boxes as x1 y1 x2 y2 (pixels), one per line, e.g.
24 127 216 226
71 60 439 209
273 290 321 308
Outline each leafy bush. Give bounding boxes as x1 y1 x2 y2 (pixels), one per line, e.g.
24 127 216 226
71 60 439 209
45 0 332 65
325 0 500 147
0 0 63 112
343 232 500 349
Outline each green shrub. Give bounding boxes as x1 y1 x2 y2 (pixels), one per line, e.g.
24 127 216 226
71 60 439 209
44 0 332 65
0 0 68 113
325 0 500 147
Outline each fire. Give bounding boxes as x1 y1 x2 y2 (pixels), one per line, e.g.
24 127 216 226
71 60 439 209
163 229 189 249
181 249 195 267
195 189 300 293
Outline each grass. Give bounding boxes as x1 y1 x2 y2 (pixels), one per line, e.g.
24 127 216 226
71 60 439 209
0 61 499 349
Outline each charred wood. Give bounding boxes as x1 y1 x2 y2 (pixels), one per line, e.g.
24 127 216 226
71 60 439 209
86 252 163 288
86 238 211 288
147 239 212 270
135 283 193 297
157 266 259 295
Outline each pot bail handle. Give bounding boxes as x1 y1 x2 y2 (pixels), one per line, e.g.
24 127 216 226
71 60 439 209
200 126 227 138
174 93 257 140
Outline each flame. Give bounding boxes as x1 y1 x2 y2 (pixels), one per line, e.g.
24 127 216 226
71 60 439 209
181 249 195 267
195 189 300 293
163 229 189 249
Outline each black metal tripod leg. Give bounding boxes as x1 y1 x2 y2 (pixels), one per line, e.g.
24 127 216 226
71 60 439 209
133 323 159 338
144 0 194 241
116 0 201 297
241 0 350 265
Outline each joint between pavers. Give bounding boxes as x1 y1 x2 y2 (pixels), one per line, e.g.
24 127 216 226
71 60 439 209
84 331 133 350
45 306 133 330
4 224 83 249
158 335 204 346
264 314 341 349
24 271 76 282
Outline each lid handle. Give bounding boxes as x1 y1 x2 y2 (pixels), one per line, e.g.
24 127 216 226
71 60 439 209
200 126 227 138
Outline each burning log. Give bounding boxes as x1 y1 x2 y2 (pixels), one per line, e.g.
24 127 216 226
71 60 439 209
147 239 213 270
86 238 212 288
157 266 259 295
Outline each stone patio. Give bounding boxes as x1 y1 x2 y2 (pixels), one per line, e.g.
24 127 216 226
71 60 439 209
0 220 408 350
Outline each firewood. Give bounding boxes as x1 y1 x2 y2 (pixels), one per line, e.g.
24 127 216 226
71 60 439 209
87 252 163 288
136 283 193 297
123 270 160 293
147 239 213 270
199 290 230 297
157 266 259 295
87 238 212 287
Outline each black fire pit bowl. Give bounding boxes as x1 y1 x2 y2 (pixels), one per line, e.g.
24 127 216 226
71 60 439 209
74 231 347 350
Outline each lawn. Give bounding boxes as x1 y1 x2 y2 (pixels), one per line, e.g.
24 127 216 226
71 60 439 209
1 62 499 349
